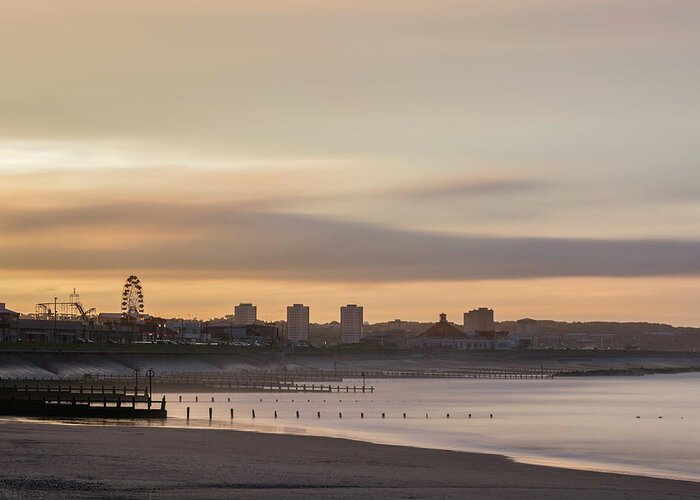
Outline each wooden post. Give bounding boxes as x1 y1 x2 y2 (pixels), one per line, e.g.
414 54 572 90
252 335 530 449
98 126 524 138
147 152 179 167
187 407 190 420
209 408 212 421
252 409 256 418
274 410 277 418
230 408 234 419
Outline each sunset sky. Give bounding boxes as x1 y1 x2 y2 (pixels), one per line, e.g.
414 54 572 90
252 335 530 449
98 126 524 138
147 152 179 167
1 1 699 324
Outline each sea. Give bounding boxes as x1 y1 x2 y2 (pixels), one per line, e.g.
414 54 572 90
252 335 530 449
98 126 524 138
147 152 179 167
145 372 700 482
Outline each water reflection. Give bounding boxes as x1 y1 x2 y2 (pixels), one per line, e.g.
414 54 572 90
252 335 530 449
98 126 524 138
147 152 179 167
5 374 699 481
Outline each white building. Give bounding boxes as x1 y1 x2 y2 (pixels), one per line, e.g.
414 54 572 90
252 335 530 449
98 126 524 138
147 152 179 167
165 319 204 343
340 304 363 344
464 307 495 332
234 303 257 326
287 304 310 343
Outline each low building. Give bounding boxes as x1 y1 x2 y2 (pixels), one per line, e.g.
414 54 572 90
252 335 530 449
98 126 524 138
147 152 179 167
0 303 19 341
97 312 125 324
16 318 86 343
165 319 203 343
515 318 538 347
362 319 414 347
204 320 278 344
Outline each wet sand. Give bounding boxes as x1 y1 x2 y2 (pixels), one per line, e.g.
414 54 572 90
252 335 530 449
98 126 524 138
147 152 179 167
0 421 698 499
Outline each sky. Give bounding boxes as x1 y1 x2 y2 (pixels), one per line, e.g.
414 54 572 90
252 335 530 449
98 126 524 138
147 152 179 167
1 0 699 325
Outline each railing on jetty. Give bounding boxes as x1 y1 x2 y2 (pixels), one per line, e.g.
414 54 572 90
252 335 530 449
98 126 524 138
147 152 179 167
0 381 149 397
61 367 555 393
301 367 557 380
140 366 556 385
0 367 554 397
0 382 167 419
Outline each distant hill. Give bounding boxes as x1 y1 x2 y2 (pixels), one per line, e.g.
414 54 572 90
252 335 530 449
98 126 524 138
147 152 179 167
496 320 700 335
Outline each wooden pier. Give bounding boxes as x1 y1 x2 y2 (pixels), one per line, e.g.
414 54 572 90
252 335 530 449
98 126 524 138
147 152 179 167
0 366 554 398
137 366 555 389
0 383 166 419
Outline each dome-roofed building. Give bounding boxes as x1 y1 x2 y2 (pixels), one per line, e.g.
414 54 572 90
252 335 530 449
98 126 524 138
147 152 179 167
421 313 466 338
407 313 469 349
407 312 514 350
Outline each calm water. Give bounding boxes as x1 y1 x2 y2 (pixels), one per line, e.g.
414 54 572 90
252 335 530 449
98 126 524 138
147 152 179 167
151 373 700 481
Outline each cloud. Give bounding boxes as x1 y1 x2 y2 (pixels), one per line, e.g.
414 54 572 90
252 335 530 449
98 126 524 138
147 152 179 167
380 177 547 199
1 202 699 282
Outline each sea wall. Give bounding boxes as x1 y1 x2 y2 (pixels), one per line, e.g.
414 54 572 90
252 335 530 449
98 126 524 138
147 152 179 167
2 350 700 379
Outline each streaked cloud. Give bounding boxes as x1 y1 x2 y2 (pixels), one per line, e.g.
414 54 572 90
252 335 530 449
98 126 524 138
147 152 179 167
2 202 699 282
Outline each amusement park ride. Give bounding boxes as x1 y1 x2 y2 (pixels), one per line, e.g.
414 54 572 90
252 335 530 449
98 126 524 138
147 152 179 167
121 275 145 321
34 276 146 325
34 289 97 325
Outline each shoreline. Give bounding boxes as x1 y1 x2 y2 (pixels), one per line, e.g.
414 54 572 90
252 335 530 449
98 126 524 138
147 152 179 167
1 420 698 499
32 416 700 484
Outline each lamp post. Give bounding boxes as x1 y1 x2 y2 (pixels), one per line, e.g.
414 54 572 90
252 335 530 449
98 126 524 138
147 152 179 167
133 368 140 393
146 368 155 410
146 368 155 399
53 296 58 344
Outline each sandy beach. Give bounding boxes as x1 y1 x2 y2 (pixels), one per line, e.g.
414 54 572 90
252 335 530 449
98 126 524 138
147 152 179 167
0 421 698 499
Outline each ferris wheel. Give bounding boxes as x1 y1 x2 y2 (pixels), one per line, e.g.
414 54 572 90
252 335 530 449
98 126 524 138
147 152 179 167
121 275 145 320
